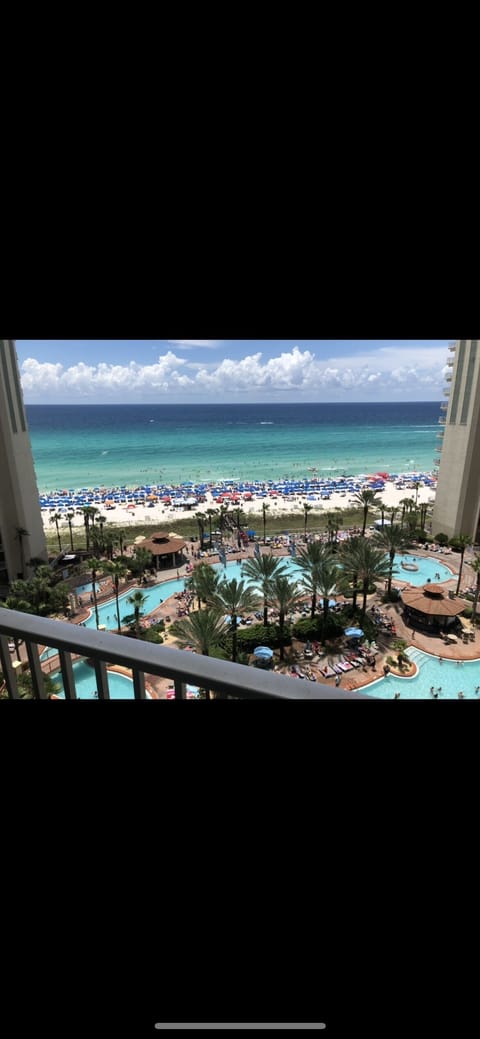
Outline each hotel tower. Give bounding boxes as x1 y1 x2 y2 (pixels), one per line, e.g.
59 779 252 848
432 338 480 543
0 339 47 591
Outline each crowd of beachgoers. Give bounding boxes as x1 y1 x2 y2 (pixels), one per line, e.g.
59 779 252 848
40 470 437 530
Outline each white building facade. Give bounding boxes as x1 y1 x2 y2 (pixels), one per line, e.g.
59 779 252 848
432 338 480 543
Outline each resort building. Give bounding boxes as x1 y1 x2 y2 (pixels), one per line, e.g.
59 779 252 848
0 339 47 592
432 339 480 544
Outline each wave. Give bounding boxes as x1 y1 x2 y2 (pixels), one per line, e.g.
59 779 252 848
260 421 274 425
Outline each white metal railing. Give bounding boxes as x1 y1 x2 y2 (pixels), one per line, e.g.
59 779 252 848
0 608 372 700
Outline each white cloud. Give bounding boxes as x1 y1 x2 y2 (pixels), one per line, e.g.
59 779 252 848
20 344 449 402
167 340 221 349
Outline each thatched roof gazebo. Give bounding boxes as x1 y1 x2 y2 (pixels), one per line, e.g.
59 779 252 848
401 583 466 631
138 531 186 571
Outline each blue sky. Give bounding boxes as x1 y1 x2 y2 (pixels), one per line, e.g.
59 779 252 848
16 339 452 404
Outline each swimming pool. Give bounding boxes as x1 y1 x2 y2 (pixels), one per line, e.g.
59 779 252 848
74 581 101 597
50 660 139 699
365 646 480 699
78 550 455 633
392 553 454 587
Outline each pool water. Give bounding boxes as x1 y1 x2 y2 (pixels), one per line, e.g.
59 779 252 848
51 660 138 699
392 553 454 587
74 581 101 598
365 647 480 699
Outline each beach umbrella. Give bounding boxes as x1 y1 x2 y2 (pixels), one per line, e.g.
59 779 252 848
344 627 364 638
320 598 337 608
253 646 274 660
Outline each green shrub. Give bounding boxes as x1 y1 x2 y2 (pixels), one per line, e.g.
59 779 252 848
434 532 449 545
382 588 400 603
235 623 287 653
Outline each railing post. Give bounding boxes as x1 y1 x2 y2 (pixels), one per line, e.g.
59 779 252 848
26 641 47 699
0 635 20 699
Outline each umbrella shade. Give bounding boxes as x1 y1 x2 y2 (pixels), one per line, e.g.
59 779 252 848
344 627 364 638
253 646 274 659
320 598 337 607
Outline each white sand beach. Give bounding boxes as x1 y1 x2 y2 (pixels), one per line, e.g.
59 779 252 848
42 481 436 533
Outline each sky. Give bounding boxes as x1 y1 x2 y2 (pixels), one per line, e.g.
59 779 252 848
15 340 453 404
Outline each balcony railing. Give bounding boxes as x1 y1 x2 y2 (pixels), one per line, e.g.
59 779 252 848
434 457 441 466
448 343 456 351
440 402 448 410
0 607 372 700
438 416 446 424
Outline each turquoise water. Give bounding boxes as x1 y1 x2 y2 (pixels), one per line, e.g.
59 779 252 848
26 402 440 492
393 554 454 587
40 645 60 661
366 647 480 699
74 581 101 597
51 659 137 699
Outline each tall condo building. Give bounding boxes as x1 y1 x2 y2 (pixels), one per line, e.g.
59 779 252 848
432 338 480 543
0 339 47 590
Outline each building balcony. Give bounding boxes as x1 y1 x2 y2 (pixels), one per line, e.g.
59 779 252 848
440 402 448 411
448 343 456 351
434 458 441 466
445 373 452 381
446 359 454 367
438 417 446 424
0 607 371 701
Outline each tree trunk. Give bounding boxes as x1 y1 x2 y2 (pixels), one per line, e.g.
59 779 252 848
279 612 285 661
456 551 465 596
310 591 317 621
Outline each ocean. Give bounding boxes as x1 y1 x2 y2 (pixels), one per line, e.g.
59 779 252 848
26 402 441 493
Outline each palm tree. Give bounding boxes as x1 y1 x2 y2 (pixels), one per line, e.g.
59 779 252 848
218 504 230 545
206 508 218 550
317 559 340 632
262 502 270 545
231 507 246 546
77 506 98 551
339 536 363 613
267 574 304 661
413 480 421 507
195 512 206 547
303 503 313 541
455 534 473 596
95 513 107 553
86 557 104 629
242 553 289 626
49 511 64 552
353 540 392 622
104 560 127 632
388 506 398 526
170 609 227 699
171 608 226 655
352 488 379 537
324 510 343 545
66 510 76 552
187 563 220 610
115 528 128 557
103 530 116 561
209 578 259 663
296 542 331 620
470 553 480 625
372 524 409 596
14 527 29 578
89 525 104 558
399 498 415 530
126 589 148 635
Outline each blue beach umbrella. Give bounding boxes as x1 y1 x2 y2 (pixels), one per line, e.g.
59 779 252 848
253 646 274 660
320 598 337 608
344 627 364 638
